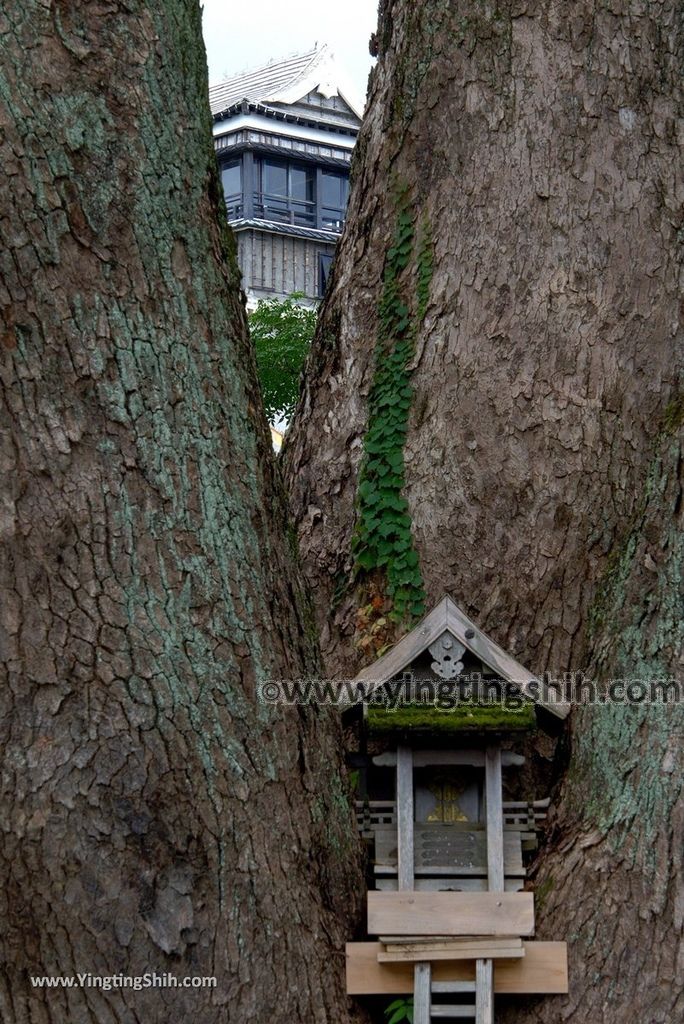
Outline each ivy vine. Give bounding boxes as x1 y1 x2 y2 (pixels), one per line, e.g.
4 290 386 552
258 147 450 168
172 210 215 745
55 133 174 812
352 190 433 622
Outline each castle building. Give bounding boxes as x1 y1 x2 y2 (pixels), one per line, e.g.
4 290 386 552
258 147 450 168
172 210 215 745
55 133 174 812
209 46 363 307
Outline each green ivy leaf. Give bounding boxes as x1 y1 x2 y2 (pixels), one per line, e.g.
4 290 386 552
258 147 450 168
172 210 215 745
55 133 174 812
354 196 431 620
355 549 375 570
358 481 380 504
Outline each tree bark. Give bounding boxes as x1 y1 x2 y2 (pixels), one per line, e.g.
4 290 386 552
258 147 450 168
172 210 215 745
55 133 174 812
285 1 683 1020
0 3 363 1022
515 423 683 1024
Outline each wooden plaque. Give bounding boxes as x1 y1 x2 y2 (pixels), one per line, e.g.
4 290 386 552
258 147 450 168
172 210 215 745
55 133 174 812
367 891 535 937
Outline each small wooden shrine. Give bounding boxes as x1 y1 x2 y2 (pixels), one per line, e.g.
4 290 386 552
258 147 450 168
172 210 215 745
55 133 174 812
344 597 569 1023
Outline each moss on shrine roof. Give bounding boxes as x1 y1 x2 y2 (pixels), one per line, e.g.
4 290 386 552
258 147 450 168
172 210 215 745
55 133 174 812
366 701 536 734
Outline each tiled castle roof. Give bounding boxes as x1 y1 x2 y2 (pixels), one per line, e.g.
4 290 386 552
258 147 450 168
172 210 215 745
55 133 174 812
209 44 363 122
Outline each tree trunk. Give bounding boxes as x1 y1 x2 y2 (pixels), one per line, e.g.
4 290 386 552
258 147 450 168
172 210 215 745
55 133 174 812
0 3 363 1022
516 423 683 1024
285 1 683 1020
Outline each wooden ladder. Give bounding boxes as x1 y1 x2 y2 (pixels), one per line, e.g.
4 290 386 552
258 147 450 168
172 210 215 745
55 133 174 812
413 962 493 1023
397 743 504 1024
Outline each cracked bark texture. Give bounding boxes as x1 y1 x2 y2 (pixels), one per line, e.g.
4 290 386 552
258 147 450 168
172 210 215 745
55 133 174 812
285 1 683 1021
0 2 363 1022
511 424 683 1024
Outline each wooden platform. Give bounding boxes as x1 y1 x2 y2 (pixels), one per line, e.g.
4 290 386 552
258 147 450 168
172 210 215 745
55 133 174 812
367 891 535 937
346 941 568 995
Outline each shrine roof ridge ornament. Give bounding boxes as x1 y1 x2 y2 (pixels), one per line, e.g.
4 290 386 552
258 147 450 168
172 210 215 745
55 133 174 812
352 596 570 721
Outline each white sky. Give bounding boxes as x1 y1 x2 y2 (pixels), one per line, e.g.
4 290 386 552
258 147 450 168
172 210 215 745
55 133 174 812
200 0 377 102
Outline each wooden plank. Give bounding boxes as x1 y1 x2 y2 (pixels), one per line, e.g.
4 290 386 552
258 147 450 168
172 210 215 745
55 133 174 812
431 1008 475 1019
372 820 492 835
383 938 523 955
381 937 522 946
374 750 485 767
375 866 526 878
367 891 534 937
475 959 494 1024
356 797 547 827
413 962 431 1024
380 949 522 962
485 746 504 892
346 942 569 995
373 823 525 874
396 745 414 890
419 826 519 874
385 938 523 950
375 878 525 893
432 981 477 994
379 945 524 963
503 799 550 810
373 750 525 768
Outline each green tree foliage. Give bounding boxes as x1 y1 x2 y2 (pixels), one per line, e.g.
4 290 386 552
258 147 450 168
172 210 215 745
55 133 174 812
249 293 316 424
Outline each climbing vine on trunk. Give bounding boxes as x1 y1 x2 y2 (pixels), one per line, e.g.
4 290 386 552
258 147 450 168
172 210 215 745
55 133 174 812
352 190 432 623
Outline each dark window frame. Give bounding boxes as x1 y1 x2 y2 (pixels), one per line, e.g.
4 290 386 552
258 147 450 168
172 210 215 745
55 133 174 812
320 169 349 231
255 157 316 228
219 153 350 232
221 158 243 219
318 252 334 297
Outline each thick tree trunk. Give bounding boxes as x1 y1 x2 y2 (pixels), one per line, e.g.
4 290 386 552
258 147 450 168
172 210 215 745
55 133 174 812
516 424 683 1024
0 3 362 1022
285 1 683 1020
